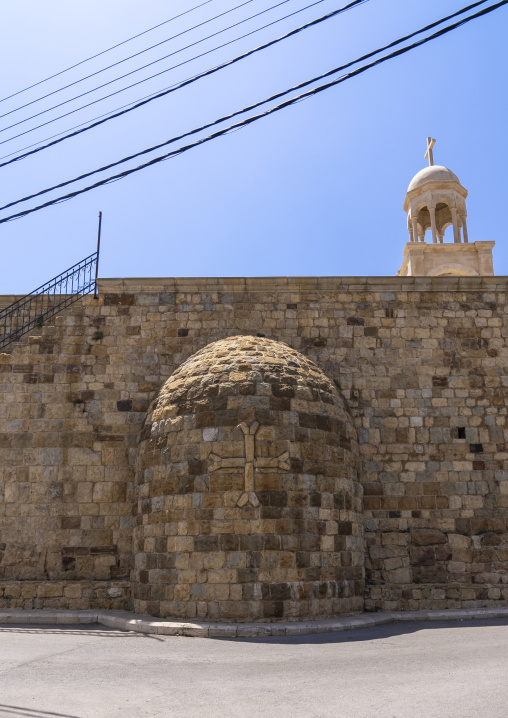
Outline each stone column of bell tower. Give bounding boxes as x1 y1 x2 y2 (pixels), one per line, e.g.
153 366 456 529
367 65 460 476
398 138 495 276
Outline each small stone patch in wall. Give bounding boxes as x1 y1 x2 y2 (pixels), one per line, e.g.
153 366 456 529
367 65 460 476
103 293 135 305
62 557 75 571
160 293 176 305
203 427 218 441
432 376 448 388
117 400 133 412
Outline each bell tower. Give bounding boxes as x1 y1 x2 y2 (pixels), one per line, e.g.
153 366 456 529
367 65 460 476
398 138 494 276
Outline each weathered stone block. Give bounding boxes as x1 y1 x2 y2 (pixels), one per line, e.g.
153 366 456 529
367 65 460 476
411 530 447 546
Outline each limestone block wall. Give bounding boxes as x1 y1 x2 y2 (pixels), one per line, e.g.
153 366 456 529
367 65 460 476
0 294 69 349
0 301 133 610
0 275 507 614
399 241 495 277
134 336 363 622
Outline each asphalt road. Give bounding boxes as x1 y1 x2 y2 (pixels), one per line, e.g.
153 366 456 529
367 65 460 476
1 618 507 718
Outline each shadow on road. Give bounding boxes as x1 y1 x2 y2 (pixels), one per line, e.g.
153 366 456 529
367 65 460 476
0 625 165 641
0 705 82 718
222 617 508 644
2 618 508 646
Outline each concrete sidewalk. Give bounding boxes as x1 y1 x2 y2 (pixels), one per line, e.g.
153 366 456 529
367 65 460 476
2 605 508 637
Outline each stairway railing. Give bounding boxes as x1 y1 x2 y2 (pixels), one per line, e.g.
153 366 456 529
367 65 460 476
0 252 98 352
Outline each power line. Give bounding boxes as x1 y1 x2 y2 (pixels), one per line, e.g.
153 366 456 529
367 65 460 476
0 2 337 166
0 0 296 134
0 1 341 152
0 0 256 120
0 87 182 162
0 0 328 151
0 0 488 167
0 0 503 216
0 0 417 212
0 0 215 105
0 86 194 163
1 0 506 226
0 0 363 163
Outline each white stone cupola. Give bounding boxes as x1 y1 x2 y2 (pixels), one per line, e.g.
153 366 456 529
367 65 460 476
398 138 494 276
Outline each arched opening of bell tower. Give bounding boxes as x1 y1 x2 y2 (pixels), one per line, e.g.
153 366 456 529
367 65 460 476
412 200 467 244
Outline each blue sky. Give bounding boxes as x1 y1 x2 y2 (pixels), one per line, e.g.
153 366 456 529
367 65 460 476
1 0 507 292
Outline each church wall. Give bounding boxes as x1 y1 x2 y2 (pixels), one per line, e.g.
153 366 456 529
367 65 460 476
0 301 133 610
134 336 364 622
1 275 507 614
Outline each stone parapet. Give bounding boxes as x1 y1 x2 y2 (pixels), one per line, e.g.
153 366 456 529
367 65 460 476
96 275 508 293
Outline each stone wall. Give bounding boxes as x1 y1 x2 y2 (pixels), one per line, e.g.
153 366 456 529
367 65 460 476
0 275 507 614
134 336 363 621
0 294 70 350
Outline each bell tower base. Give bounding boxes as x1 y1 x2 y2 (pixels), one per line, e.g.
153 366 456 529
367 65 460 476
398 241 495 277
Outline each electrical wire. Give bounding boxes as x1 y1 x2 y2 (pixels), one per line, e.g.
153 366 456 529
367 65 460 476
0 0 215 105
0 0 340 167
1 0 506 225
0 1 327 151
0 0 395 213
0 0 297 134
0 0 255 120
0 0 489 166
0 0 365 163
0 86 197 162
0 1 337 151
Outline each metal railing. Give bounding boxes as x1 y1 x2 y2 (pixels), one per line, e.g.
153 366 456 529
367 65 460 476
0 252 98 352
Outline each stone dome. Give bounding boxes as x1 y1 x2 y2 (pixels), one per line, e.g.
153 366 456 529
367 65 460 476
407 165 461 193
133 335 364 622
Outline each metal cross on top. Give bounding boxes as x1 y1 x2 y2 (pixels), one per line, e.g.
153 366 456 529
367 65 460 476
208 422 290 507
424 137 436 166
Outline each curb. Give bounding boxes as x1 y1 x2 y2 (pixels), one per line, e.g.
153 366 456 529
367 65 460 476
1 607 508 638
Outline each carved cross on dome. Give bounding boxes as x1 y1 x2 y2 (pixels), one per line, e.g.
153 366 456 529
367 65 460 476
208 422 290 507
425 137 436 166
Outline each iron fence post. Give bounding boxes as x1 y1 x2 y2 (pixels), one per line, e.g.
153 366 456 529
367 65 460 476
94 211 102 299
